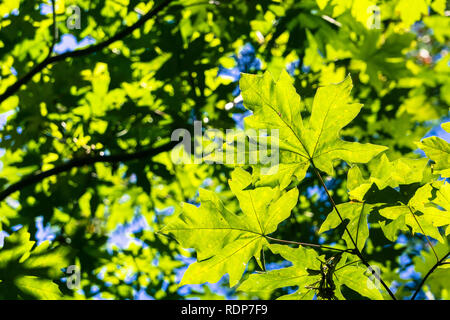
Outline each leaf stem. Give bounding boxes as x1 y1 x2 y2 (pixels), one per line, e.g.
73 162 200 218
265 236 351 253
310 160 397 300
411 251 450 300
408 206 439 263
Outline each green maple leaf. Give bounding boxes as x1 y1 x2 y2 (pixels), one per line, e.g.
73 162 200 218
379 215 409 242
240 70 387 189
416 122 450 178
379 182 450 243
432 181 450 236
160 168 299 286
239 244 383 300
0 228 71 299
335 264 384 300
238 244 321 300
347 154 429 202
442 122 450 133
319 202 372 252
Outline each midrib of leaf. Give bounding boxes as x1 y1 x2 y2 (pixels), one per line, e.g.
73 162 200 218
244 118 308 159
313 146 361 159
355 202 365 249
207 236 261 270
17 279 62 299
424 138 450 154
244 84 311 159
163 226 263 237
262 192 294 235
166 192 275 242
407 205 439 261
262 210 280 236
297 290 312 299
249 191 264 234
278 274 310 281
311 89 340 157
436 188 450 207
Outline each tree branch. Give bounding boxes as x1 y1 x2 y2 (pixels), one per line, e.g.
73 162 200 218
310 160 397 300
0 0 174 104
0 140 178 202
411 251 450 300
47 0 58 58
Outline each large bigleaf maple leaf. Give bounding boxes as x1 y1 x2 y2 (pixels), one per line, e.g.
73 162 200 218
240 70 387 188
161 168 298 286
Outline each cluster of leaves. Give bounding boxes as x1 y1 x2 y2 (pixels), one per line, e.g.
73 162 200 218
0 0 449 299
0 228 71 299
163 70 450 299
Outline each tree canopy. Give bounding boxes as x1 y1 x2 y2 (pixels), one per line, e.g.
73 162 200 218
0 0 449 300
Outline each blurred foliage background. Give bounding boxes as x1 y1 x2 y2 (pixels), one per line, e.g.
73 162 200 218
0 0 449 300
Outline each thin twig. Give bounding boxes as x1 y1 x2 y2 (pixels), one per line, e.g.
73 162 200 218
0 0 174 104
411 251 450 300
408 206 439 263
46 0 58 59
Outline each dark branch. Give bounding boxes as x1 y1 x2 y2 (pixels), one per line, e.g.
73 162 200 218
46 0 58 59
0 0 174 104
411 251 450 300
0 140 178 202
